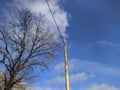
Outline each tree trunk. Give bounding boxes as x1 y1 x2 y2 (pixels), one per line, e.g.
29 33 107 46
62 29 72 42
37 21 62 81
4 83 13 90
4 87 12 90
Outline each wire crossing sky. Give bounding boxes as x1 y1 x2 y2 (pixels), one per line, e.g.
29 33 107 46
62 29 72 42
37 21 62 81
0 0 120 90
45 0 65 44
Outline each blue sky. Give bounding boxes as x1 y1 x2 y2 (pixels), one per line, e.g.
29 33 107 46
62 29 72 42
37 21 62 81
0 0 120 90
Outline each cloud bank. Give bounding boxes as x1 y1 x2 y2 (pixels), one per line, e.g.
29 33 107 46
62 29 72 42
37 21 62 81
25 86 65 90
26 83 120 90
15 0 69 39
84 84 120 90
54 59 120 76
46 72 94 85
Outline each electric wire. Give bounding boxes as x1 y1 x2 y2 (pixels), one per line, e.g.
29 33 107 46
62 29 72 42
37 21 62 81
45 0 65 44
45 1 70 90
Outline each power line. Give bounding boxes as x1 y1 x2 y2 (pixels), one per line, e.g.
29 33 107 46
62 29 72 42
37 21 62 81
45 0 65 44
45 0 70 90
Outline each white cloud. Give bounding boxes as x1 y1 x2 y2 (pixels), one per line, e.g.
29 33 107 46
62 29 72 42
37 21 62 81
46 76 65 85
25 84 120 90
15 0 69 39
25 83 120 90
98 40 120 49
77 59 120 76
54 59 76 74
54 62 64 73
46 72 94 85
70 72 94 83
53 59 120 76
25 86 65 90
84 84 120 90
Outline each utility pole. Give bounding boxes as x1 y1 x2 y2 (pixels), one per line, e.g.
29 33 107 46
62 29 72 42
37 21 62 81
45 0 70 89
64 43 70 90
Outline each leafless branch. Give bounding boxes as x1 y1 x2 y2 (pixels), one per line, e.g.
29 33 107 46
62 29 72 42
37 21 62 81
0 9 61 90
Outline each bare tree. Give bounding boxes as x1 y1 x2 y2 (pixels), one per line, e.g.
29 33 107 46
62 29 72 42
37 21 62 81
0 9 60 90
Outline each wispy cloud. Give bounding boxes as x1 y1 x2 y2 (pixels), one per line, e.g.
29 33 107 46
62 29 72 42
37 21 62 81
46 72 94 85
70 72 94 83
84 84 120 90
26 83 120 90
76 59 120 76
25 57 120 89
25 86 65 90
54 59 76 74
98 40 120 49
53 59 120 76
